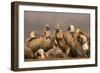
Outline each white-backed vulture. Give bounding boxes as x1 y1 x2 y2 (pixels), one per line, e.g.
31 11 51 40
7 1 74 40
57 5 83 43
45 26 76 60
34 48 48 59
43 24 51 40
55 24 71 58
60 25 86 57
24 24 89 59
24 33 55 59
75 29 90 57
46 46 64 59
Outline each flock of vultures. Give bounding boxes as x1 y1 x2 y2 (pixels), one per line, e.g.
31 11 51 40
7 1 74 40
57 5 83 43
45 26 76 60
24 24 90 61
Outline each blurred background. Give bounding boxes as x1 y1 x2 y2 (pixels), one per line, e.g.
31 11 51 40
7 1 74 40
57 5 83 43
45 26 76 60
24 11 90 40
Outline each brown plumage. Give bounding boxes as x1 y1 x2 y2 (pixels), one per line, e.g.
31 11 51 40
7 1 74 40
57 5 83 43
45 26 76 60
63 31 86 57
46 46 64 59
24 35 55 59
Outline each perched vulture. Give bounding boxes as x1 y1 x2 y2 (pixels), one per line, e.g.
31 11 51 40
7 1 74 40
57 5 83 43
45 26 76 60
24 31 55 59
63 25 86 57
55 24 71 58
75 28 90 57
43 24 51 40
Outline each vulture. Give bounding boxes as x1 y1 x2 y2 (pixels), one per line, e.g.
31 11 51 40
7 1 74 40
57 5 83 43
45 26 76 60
75 28 90 57
46 46 64 59
24 24 89 60
24 29 55 59
34 48 48 59
55 24 71 58
55 24 86 58
43 24 51 40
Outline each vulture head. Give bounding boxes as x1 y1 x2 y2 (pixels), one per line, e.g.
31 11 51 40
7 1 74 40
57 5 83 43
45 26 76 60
45 24 50 30
68 25 75 33
34 49 47 59
55 24 60 33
